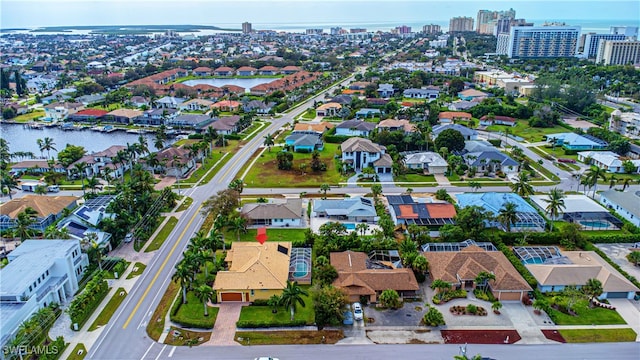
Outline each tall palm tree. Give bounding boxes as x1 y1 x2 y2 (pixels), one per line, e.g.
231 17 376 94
1 173 19 199
279 281 308 321
36 138 45 158
14 207 38 242
584 166 607 198
85 176 100 194
172 263 193 304
228 216 247 242
319 183 330 199
263 133 275 152
475 271 496 293
583 278 603 302
73 161 88 197
509 172 534 197
497 202 518 233
430 279 451 300
608 174 619 189
542 188 566 231
621 178 633 191
194 284 214 316
42 137 56 159
137 135 149 155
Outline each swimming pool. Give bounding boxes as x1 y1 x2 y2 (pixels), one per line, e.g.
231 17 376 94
579 220 610 228
522 258 544 265
292 262 309 278
344 223 356 230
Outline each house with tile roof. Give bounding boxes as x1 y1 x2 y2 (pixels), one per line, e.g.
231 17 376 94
204 115 242 135
458 88 489 101
152 147 195 178
432 123 478 140
180 99 214 112
376 119 417 134
331 250 419 303
213 242 292 302
241 199 302 227
437 111 472 124
402 152 448 174
236 66 257 76
335 119 377 137
312 197 378 223
479 115 516 127
213 66 235 76
292 121 334 135
0 195 79 231
67 109 108 122
340 137 392 173
526 250 639 299
105 108 143 124
258 66 280 75
9 160 67 175
316 102 342 117
192 67 213 76
423 245 532 301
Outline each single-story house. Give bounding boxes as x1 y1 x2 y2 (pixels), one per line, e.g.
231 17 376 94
463 150 519 174
316 102 342 117
600 189 640 227
129 96 149 108
329 95 353 105
331 251 419 303
403 87 440 100
546 133 608 151
258 66 280 75
9 160 66 175
458 88 489 101
105 109 143 124
292 122 334 135
243 100 275 114
377 83 395 98
213 242 292 302
236 66 257 76
455 192 547 231
438 111 472 124
432 123 478 141
211 100 241 112
448 100 479 111
340 137 392 173
526 250 639 299
423 245 532 301
241 199 302 227
402 152 448 174
281 65 301 74
529 194 609 221
335 119 376 137
167 114 213 129
0 195 79 232
387 195 456 226
285 133 324 152
479 115 516 127
213 66 235 76
76 94 106 106
180 99 214 112
67 109 108 122
205 115 241 135
355 108 382 119
312 197 378 223
155 96 186 109
192 67 213 76
376 119 416 134
577 151 640 174
139 108 179 126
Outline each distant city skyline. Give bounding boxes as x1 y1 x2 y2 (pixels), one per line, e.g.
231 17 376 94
1 0 638 30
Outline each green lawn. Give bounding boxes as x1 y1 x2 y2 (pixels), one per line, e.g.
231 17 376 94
12 110 45 122
300 108 316 120
66 343 87 360
486 120 567 142
224 228 307 243
527 157 560 181
126 262 146 279
243 143 347 187
394 174 437 183
240 121 267 140
235 330 344 345
88 288 127 331
538 145 579 160
550 300 627 325
559 328 637 343
180 152 224 185
145 216 178 252
237 287 314 326
176 197 193 212
170 291 219 329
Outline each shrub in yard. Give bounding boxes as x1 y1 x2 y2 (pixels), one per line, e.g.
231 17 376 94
423 306 445 327
466 304 478 314
379 289 401 309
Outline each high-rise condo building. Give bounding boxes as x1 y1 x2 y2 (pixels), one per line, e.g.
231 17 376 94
422 24 441 34
477 8 516 34
242 22 252 34
501 25 580 58
449 17 474 33
596 39 640 65
581 33 627 58
611 26 639 38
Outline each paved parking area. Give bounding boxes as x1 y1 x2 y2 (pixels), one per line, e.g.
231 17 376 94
595 243 640 280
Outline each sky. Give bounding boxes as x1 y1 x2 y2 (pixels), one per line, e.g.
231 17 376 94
1 0 638 29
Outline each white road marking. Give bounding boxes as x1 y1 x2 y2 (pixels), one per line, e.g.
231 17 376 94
140 343 154 360
154 344 167 360
168 346 176 358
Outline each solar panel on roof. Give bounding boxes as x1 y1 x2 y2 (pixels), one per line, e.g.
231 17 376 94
75 207 91 220
277 244 289 255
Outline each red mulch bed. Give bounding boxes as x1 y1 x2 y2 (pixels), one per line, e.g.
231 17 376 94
441 330 521 344
541 329 566 343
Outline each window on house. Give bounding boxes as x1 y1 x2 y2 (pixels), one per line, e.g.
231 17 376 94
29 285 32 292
46 270 49 276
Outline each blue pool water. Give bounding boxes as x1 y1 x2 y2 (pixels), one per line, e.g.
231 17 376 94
293 263 308 278
522 258 544 265
579 220 609 228
344 223 356 230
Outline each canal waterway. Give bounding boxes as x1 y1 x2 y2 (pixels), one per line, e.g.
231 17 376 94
0 123 165 157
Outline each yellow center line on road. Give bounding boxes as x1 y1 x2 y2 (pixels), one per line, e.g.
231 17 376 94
122 204 203 329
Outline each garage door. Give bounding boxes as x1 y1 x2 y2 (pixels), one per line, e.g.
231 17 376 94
606 292 629 299
221 292 243 301
498 291 522 301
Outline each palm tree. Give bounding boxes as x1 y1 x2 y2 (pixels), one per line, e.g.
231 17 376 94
583 278 603 302
430 279 451 300
172 263 193 304
475 271 496 293
279 281 308 321
194 284 214 316
621 178 633 191
1 173 19 199
87 233 103 270
627 251 640 266
44 224 70 239
371 183 382 201
542 188 566 231
319 183 330 199
85 176 100 194
412 255 429 276
228 216 247 242
263 133 275 152
36 138 45 158
355 223 369 236
509 172 534 197
469 180 482 192
137 134 149 155
584 166 607 199
41 137 56 159
497 202 518 233
608 174 619 189
14 207 38 241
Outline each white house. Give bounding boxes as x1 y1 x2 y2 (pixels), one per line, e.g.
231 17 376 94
335 119 376 137
312 197 378 223
609 110 640 139
402 152 448 174
43 102 84 122
0 240 88 346
432 123 478 141
241 199 303 227
340 137 392 173
403 87 439 100
577 151 640 174
600 189 640 227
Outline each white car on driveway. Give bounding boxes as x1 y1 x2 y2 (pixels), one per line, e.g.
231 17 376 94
353 302 363 321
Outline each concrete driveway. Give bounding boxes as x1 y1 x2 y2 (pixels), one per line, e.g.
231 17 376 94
608 298 640 341
595 243 640 280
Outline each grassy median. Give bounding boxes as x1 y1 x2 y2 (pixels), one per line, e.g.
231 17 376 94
88 288 127 331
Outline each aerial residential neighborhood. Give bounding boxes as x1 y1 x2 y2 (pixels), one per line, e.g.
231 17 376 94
1 2 640 360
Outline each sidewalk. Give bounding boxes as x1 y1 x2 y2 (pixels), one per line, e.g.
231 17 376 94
53 265 139 360
434 174 451 186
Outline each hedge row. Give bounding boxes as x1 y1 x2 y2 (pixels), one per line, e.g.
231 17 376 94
583 242 640 289
323 134 350 144
495 240 538 287
236 319 307 328
493 231 639 245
